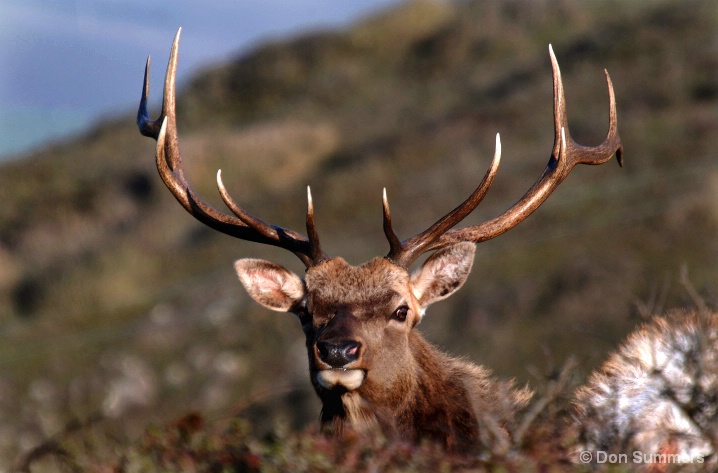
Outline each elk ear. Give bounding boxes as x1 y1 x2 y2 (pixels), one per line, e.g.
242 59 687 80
234 259 306 312
410 242 476 309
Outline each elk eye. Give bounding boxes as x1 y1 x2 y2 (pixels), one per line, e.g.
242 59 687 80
392 305 409 322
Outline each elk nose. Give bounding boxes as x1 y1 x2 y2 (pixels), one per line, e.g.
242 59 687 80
317 340 361 368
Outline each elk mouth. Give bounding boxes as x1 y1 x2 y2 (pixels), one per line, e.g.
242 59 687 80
316 368 365 391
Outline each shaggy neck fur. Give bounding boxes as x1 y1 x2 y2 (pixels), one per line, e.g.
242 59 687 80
318 332 486 452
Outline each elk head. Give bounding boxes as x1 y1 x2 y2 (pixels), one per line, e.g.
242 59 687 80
138 29 622 446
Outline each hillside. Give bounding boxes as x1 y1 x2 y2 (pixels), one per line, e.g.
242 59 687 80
1 0 717 469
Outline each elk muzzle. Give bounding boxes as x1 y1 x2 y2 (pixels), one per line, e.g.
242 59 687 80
313 313 366 391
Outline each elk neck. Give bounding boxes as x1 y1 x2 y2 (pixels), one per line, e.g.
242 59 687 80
319 330 483 451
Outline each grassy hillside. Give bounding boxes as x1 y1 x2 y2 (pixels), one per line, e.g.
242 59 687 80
1 0 717 469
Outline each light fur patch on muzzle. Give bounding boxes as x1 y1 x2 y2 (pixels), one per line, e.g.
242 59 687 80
316 369 365 390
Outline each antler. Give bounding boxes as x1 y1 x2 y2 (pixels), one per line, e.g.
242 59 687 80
138 29 328 268
385 45 623 268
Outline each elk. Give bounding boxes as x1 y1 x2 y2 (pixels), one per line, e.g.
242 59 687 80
574 308 718 466
138 29 622 452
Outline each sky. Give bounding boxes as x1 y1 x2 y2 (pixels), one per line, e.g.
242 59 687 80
0 0 401 161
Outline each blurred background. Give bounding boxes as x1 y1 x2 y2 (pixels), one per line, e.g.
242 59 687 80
0 0 399 160
0 0 716 467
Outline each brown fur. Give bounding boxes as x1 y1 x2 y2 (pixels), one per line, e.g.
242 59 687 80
235 244 532 453
318 328 531 452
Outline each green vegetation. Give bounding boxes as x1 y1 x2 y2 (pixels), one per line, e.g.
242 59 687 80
1 0 716 470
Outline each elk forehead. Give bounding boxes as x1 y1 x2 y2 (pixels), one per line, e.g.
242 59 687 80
305 257 413 312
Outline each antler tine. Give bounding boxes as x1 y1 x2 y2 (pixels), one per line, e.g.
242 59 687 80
387 134 502 267
549 44 623 168
138 29 180 143
306 187 329 264
216 169 277 240
139 29 325 268
386 46 622 268
382 188 403 258
137 57 160 138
